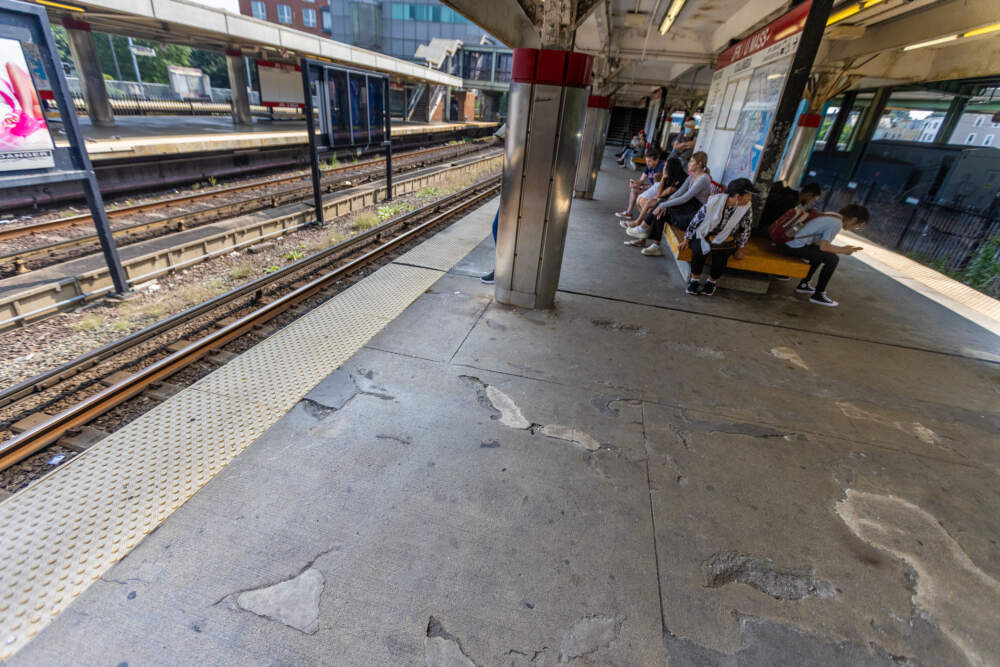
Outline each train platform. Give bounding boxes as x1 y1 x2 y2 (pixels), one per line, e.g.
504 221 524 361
3 153 999 665
57 116 499 162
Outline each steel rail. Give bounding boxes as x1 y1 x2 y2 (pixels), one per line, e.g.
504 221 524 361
0 179 500 470
0 141 483 245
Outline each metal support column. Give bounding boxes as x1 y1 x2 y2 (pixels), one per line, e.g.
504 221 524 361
226 49 253 126
777 113 822 188
822 90 855 152
574 95 611 199
383 78 393 201
754 0 834 196
300 62 325 224
63 18 114 127
934 84 972 144
495 48 593 309
843 86 891 180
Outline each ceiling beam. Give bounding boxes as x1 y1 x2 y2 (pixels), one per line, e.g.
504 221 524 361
820 0 998 63
574 0 602 29
600 48 715 65
440 0 540 48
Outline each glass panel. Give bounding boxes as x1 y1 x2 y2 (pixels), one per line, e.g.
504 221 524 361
873 90 951 143
947 84 1000 148
348 72 369 144
328 69 351 146
368 78 385 144
495 53 512 82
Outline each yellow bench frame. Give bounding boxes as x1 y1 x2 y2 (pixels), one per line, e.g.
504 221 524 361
661 225 810 280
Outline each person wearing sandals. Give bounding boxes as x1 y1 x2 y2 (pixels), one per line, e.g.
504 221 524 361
679 178 757 296
615 148 663 220
624 151 711 256
619 156 687 231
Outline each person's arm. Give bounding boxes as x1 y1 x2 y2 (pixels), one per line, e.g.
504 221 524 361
733 210 754 258
661 174 708 208
682 205 707 242
818 240 862 254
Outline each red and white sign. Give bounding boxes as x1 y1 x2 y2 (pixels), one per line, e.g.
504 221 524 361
256 60 304 108
715 1 810 70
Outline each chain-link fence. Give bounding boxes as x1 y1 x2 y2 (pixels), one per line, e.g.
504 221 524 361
821 175 1000 295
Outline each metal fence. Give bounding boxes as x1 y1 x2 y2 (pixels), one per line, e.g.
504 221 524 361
820 175 1000 294
65 77 262 112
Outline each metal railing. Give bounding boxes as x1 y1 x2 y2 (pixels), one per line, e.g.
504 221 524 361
820 175 1000 294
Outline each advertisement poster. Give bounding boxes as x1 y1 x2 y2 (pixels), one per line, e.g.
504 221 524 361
0 37 54 172
721 57 789 184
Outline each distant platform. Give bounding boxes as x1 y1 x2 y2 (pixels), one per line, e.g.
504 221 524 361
53 116 500 162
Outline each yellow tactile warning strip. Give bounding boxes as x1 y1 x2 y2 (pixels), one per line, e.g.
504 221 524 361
843 231 1000 336
0 202 494 661
394 204 499 271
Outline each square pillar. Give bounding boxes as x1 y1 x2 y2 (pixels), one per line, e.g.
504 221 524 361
226 49 253 126
63 18 114 127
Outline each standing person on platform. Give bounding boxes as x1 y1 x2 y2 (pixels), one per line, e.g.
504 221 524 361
624 152 711 255
481 122 507 284
780 204 869 307
679 178 757 296
614 148 663 220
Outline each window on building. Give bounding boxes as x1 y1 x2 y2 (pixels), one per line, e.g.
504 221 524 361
984 135 994 146
251 0 266 19
974 115 984 127
966 133 976 144
277 4 292 23
303 8 316 26
321 7 331 32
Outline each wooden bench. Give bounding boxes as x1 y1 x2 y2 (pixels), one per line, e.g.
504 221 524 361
631 156 646 167
660 224 809 293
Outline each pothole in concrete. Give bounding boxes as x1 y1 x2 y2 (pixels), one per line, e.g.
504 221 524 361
425 616 479 667
703 551 837 601
234 567 324 634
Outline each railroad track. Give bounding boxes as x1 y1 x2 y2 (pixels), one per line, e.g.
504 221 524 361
0 177 500 479
0 141 488 274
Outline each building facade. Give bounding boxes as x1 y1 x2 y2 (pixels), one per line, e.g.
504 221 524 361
328 1 494 62
238 0 332 37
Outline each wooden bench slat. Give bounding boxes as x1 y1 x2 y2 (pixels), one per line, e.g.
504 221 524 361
663 225 810 279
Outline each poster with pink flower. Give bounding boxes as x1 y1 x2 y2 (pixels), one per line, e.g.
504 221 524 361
0 37 54 172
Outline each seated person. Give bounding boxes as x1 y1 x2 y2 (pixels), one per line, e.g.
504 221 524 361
679 178 758 296
622 156 687 228
624 152 711 256
668 117 698 162
780 203 869 307
615 148 663 219
616 130 646 167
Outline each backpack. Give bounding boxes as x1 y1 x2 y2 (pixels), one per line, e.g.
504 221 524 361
769 208 823 245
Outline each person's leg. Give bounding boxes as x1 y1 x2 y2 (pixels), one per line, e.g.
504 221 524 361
686 242 706 294
481 208 499 283
701 250 732 295
812 250 840 293
782 244 823 291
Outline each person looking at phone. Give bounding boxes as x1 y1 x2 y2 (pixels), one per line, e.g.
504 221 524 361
780 204 869 307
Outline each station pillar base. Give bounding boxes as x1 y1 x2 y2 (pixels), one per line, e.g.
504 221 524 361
573 95 611 199
495 48 593 310
63 19 114 127
226 50 253 126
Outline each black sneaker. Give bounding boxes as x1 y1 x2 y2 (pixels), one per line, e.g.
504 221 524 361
480 270 495 284
701 281 717 296
685 279 701 295
810 291 839 307
795 281 815 294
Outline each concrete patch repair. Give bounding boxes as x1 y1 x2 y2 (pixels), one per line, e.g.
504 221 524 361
234 568 324 634
769 346 810 371
702 551 837 600
835 402 942 446
462 376 604 451
836 489 1000 666
558 615 624 662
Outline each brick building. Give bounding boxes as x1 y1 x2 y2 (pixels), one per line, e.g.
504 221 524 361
239 0 332 37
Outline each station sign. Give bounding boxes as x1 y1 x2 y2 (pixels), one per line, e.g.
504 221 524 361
256 60 304 108
696 1 811 183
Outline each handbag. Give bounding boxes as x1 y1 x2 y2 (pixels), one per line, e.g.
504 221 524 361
769 208 821 245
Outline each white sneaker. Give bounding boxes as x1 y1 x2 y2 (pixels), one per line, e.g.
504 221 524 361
615 211 631 219
619 220 634 229
810 292 839 307
641 244 663 256
795 281 815 294
626 225 649 239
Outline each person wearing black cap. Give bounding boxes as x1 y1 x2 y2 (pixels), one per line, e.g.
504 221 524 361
678 178 757 296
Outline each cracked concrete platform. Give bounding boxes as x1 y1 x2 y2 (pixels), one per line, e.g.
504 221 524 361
12 152 1000 666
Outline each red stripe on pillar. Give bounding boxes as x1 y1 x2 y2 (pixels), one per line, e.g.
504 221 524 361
511 48 539 84
565 52 593 88
535 49 568 85
797 113 822 128
62 18 90 31
510 48 593 88
587 95 611 109
225 49 243 57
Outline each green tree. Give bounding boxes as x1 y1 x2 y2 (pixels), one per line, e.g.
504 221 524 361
189 49 229 88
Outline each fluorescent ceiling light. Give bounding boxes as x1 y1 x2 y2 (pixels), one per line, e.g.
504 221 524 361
903 34 958 51
827 0 888 26
658 0 687 35
35 0 85 9
963 23 1000 38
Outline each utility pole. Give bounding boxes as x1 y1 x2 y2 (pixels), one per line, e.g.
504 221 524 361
127 36 143 86
107 34 122 81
